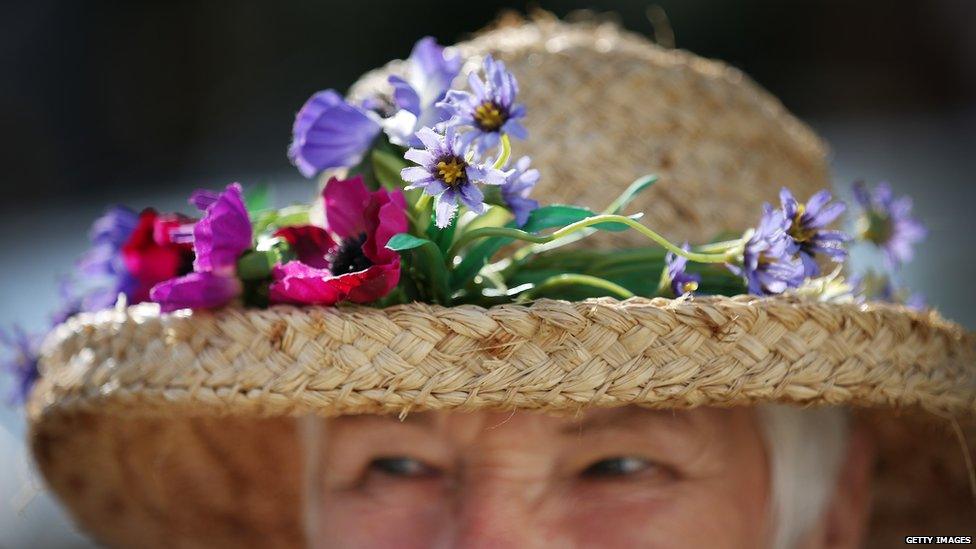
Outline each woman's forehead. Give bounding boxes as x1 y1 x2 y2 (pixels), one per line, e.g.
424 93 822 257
326 406 751 441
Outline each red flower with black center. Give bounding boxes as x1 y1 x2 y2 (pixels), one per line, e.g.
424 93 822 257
121 209 194 303
269 176 408 305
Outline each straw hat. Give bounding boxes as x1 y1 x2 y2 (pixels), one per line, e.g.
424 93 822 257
27 19 975 548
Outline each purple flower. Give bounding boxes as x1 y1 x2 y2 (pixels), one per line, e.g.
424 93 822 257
150 272 243 313
189 184 253 274
732 205 806 295
665 245 701 296
69 206 140 312
1 326 41 405
400 127 508 228
852 181 926 269
780 188 849 276
500 156 540 227
289 90 382 177
150 183 252 312
438 54 527 153
383 37 461 147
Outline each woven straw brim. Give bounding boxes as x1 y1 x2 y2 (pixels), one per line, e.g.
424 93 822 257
27 297 976 547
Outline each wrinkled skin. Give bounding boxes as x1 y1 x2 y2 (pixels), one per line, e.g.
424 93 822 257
307 407 872 548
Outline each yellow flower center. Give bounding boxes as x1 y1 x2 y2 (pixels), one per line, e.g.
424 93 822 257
681 280 699 293
436 158 466 186
788 203 816 243
473 101 505 131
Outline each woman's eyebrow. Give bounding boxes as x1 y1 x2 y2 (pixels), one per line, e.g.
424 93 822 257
558 408 696 435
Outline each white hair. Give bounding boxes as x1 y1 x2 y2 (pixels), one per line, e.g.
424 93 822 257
758 405 850 549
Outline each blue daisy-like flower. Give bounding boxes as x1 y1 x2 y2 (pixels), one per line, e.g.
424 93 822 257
1 326 41 405
500 156 540 227
400 127 509 228
665 244 702 297
732 205 806 295
852 181 926 269
780 188 850 277
438 55 527 153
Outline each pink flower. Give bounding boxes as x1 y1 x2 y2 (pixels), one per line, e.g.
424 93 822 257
150 183 252 312
270 176 407 306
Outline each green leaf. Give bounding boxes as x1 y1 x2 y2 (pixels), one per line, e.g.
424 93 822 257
389 235 451 305
250 205 311 237
605 175 657 215
520 205 594 233
449 207 624 292
450 237 511 291
236 250 274 281
386 233 431 252
244 184 272 213
372 147 408 190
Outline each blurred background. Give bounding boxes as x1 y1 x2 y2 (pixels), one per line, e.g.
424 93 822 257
1 0 974 546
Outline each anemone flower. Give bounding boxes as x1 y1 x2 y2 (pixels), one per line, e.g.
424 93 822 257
400 127 508 228
289 90 382 177
439 54 527 153
269 176 408 305
150 184 251 312
119 209 194 303
383 37 461 147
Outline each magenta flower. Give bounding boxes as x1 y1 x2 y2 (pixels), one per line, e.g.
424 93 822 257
188 185 253 274
149 272 243 312
269 176 408 306
288 90 382 177
150 183 252 312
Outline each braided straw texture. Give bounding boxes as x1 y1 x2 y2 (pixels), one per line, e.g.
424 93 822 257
29 297 976 420
27 298 976 547
349 19 831 246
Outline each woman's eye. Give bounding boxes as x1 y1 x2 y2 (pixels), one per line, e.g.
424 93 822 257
368 457 438 478
580 457 653 478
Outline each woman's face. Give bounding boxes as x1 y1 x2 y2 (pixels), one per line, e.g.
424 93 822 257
308 407 772 548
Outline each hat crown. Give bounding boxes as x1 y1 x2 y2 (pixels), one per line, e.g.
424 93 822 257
349 19 830 244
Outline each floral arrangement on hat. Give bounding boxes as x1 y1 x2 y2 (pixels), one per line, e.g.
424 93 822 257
2 37 929 404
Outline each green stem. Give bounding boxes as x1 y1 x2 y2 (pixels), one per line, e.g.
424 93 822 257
519 274 635 301
410 194 432 233
447 214 732 264
694 238 744 254
492 134 512 170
